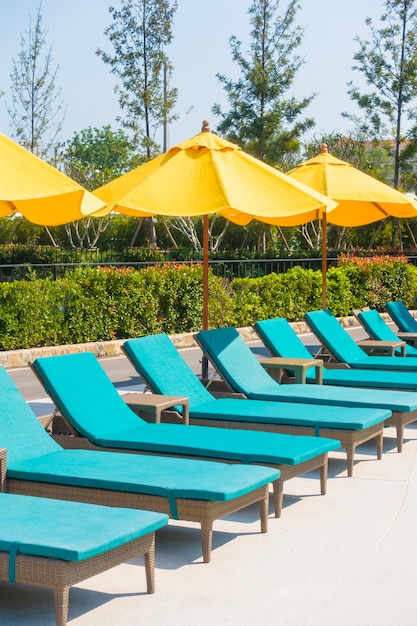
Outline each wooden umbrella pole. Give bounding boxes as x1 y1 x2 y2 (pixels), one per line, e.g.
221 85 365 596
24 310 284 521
202 213 209 331
201 121 212 382
202 212 209 382
321 212 327 309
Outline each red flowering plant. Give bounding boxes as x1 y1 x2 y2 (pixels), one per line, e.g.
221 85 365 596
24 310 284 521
337 254 417 310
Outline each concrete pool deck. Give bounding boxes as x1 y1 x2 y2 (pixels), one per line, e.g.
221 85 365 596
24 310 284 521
2 420 417 625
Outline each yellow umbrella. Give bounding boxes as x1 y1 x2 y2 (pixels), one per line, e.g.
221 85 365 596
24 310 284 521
0 132 105 225
94 123 336 226
94 121 337 331
288 144 417 307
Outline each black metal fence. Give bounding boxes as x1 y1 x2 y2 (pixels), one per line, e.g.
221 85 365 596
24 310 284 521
0 256 355 283
2 255 417 283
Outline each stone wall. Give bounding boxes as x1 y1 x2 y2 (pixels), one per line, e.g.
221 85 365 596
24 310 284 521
0 314 370 369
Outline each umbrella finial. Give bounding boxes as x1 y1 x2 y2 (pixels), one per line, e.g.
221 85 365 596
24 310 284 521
321 143 328 153
201 120 210 132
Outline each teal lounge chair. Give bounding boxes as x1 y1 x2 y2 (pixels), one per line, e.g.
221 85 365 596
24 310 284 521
31 352 342 518
255 317 417 390
356 309 417 357
195 326 417 454
0 488 167 625
385 301 417 333
123 335 390 477
385 301 417 347
0 368 278 563
304 309 417 376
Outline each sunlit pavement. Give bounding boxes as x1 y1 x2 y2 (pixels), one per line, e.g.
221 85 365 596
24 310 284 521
2 421 417 625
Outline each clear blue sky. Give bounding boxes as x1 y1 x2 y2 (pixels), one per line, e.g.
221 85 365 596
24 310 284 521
0 0 385 149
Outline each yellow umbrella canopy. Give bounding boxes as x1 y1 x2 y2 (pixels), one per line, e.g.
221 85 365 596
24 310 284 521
94 122 337 335
288 144 417 307
288 144 417 226
0 132 105 225
94 121 337 225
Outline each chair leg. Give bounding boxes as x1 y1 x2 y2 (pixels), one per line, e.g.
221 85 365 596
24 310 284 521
200 521 213 564
376 431 383 460
396 423 404 453
260 491 269 534
272 478 283 518
320 457 328 495
144 538 155 593
346 444 355 477
54 586 69 626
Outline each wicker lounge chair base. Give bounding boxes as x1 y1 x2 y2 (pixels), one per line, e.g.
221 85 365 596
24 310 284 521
0 460 168 626
195 326 417 455
47 427 327 519
187 418 383 478
30 351 340 521
5 478 269 564
385 413 417 453
0 534 155 626
272 454 328 513
0 368 280 566
122 334 388 478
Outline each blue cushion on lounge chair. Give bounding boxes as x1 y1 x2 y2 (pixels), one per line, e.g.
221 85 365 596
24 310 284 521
123 335 213 409
32 352 340 465
0 367 61 465
8 450 276 504
254 317 417 390
0 367 279 520
0 492 168 562
255 318 315 360
305 310 369 364
188 397 389 431
305 309 417 372
195 326 417 414
386 301 417 333
124 335 391 435
34 352 151 439
197 327 282 396
357 309 417 356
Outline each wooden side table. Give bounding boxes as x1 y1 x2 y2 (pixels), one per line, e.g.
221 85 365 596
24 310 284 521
356 339 406 357
396 332 417 347
259 356 323 385
122 392 189 424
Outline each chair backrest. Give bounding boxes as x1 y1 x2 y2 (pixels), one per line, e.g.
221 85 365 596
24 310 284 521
304 309 369 364
386 301 417 333
357 309 399 342
254 318 313 359
0 367 60 465
356 309 417 356
123 335 214 409
32 352 148 440
196 327 280 396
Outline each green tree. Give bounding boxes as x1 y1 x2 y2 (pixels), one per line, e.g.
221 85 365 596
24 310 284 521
97 0 178 160
59 125 143 250
7 4 65 160
212 0 315 166
344 0 417 192
62 125 143 191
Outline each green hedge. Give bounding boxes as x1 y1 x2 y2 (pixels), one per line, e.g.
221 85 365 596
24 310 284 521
0 257 416 350
0 264 226 349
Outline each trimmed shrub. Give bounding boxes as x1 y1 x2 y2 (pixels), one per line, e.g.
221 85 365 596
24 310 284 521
0 257 416 350
337 255 417 310
0 278 65 349
230 267 323 324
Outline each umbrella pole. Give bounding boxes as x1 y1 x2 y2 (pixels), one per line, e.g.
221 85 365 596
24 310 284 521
321 213 327 309
202 214 209 381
